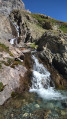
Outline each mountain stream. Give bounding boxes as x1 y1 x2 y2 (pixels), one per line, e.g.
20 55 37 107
0 55 67 119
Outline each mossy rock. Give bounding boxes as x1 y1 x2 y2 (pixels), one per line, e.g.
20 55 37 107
0 82 4 92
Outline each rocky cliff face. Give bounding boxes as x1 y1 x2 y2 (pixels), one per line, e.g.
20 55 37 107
0 0 25 15
37 31 67 84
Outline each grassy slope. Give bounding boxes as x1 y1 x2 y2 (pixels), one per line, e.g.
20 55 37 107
11 10 67 35
30 13 67 33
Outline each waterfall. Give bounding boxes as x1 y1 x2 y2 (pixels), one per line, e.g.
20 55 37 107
29 55 66 100
10 38 18 45
16 25 20 37
10 38 15 45
12 22 20 37
10 20 20 37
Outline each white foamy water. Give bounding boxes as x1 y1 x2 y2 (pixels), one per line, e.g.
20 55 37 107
10 38 15 45
30 55 66 100
16 25 20 37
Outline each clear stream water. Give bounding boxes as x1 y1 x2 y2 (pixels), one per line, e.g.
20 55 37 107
0 55 67 119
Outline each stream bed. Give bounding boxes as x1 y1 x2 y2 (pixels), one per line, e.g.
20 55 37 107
0 55 67 119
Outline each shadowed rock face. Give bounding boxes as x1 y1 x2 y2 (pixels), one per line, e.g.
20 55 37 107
0 0 25 15
37 31 67 80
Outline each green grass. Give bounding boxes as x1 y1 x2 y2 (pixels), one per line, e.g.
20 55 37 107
9 52 14 57
11 91 18 97
30 43 38 49
7 58 14 65
1 58 22 68
0 43 9 52
59 24 67 33
31 13 67 33
0 82 4 92
31 13 47 26
0 43 14 57
11 60 22 68
31 13 57 26
1 59 13 67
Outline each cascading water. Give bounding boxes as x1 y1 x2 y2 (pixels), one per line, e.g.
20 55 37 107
30 55 66 100
10 19 20 37
10 38 16 45
12 22 20 37
9 20 19 45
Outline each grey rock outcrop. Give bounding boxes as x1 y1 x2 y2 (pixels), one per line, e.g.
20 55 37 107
0 64 27 105
0 14 13 41
0 0 25 15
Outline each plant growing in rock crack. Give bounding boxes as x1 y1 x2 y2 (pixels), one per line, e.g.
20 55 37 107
0 82 4 92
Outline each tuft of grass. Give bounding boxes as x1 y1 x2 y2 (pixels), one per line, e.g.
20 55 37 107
7 58 14 65
1 58 14 67
11 91 19 98
11 60 22 68
11 91 16 97
9 52 14 57
30 43 38 49
0 82 4 92
0 43 9 52
0 43 13 57
1 58 22 68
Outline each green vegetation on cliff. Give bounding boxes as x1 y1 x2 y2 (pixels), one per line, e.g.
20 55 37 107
0 43 9 52
31 13 56 23
59 23 67 33
31 13 67 33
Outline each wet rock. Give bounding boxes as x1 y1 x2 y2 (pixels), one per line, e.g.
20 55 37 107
11 113 14 118
32 109 51 119
52 54 67 79
62 102 67 108
61 109 67 116
19 55 24 60
46 103 54 109
23 113 29 117
34 104 40 108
